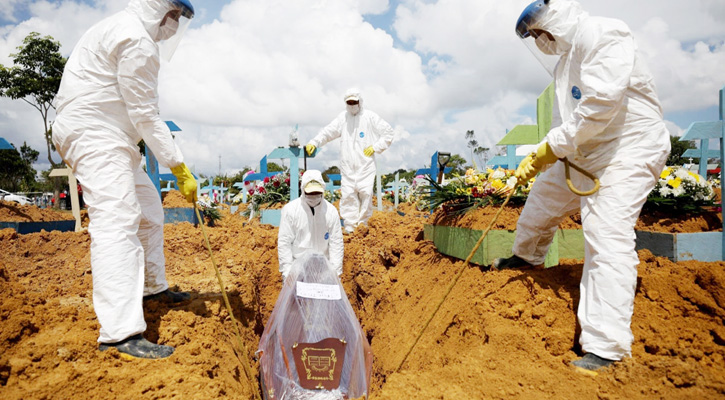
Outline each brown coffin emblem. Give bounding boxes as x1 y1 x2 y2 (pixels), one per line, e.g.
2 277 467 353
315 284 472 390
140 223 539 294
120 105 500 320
292 338 346 390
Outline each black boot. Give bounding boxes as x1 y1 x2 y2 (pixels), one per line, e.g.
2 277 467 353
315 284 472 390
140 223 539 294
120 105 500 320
143 289 191 304
99 334 174 359
491 255 530 270
571 353 615 371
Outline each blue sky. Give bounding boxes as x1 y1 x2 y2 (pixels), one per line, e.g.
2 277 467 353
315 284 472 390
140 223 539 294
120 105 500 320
1 0 724 176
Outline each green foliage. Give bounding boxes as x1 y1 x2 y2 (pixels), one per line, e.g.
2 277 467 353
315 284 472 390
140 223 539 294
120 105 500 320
0 141 39 191
668 136 696 166
0 32 66 166
446 154 467 176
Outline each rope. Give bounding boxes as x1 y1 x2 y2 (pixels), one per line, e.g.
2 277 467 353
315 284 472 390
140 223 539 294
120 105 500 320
563 158 600 196
195 205 262 400
394 158 599 373
395 184 519 373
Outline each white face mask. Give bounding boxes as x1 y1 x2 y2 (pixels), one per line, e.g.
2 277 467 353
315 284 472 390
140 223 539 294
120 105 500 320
156 13 180 41
535 34 559 56
305 194 322 208
346 104 360 115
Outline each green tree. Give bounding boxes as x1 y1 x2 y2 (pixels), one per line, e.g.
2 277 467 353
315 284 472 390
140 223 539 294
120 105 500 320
446 154 467 176
0 32 66 167
0 141 38 191
668 135 696 166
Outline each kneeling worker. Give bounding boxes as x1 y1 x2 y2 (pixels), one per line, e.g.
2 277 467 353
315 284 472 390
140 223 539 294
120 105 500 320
278 170 344 279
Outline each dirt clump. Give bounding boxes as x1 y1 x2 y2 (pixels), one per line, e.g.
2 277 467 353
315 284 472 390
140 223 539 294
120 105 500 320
1 201 724 399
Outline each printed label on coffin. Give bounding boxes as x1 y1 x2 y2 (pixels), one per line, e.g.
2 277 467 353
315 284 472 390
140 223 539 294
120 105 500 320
292 338 347 390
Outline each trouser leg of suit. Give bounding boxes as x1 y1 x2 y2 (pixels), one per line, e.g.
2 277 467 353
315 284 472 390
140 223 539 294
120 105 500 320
578 159 661 360
339 174 360 232
513 162 580 265
136 171 169 297
70 139 164 343
356 171 376 227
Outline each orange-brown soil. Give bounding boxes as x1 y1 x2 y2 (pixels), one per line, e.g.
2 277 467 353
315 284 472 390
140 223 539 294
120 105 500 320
1 196 724 399
0 200 74 222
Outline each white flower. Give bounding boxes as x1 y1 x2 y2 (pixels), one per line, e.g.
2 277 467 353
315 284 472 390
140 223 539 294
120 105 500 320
491 169 506 180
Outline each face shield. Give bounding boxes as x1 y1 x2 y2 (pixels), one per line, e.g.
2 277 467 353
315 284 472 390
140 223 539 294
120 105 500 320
515 0 561 77
158 0 195 61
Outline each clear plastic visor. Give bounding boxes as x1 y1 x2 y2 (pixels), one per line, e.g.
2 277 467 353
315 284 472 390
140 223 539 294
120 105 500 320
159 14 192 62
519 29 560 78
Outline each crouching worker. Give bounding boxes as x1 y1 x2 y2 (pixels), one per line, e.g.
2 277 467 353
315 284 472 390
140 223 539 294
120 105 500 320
278 170 344 280
257 252 373 399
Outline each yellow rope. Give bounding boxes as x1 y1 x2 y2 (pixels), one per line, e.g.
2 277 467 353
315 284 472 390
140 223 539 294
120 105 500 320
563 158 600 196
395 185 518 372
394 157 598 373
195 206 262 400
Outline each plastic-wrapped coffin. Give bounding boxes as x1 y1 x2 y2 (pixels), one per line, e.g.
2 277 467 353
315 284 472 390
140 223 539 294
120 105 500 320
257 252 373 400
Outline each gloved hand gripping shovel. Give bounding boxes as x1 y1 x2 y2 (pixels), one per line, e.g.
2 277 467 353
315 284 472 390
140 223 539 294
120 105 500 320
194 205 262 400
395 158 599 372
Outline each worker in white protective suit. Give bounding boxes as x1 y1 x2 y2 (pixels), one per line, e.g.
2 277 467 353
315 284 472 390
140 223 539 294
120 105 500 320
278 170 344 279
51 0 197 359
493 0 670 372
305 89 395 234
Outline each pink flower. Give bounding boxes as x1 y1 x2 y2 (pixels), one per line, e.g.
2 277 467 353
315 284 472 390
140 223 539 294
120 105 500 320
285 178 290 185
259 187 266 194
273 181 280 187
244 181 250 186
248 188 255 195
263 177 270 183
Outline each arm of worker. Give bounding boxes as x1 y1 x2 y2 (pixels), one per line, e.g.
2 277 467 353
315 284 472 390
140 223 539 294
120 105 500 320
326 206 344 276
117 37 183 169
545 26 634 159
277 206 296 279
370 112 395 154
308 112 345 150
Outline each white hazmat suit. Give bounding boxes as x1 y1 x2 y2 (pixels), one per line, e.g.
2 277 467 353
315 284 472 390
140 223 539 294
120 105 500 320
278 170 344 278
308 89 395 233
52 0 190 345
512 0 670 361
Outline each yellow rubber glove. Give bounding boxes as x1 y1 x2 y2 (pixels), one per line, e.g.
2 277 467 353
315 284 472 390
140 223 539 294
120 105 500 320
363 146 375 157
305 144 316 156
171 163 198 203
515 142 559 183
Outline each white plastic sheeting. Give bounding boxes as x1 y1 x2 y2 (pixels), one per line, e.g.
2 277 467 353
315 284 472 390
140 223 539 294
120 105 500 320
256 252 372 399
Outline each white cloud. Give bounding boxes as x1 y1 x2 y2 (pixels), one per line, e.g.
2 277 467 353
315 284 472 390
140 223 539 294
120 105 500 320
0 0 724 178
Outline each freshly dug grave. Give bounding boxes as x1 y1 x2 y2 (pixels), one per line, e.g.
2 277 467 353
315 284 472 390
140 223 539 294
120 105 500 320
1 198 724 399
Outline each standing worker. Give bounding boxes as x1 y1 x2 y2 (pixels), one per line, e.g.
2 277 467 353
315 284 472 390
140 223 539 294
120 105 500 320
494 0 670 371
305 88 395 234
52 0 198 359
278 170 344 279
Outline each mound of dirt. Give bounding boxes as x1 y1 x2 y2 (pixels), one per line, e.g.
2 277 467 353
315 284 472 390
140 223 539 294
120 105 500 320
0 200 74 222
1 202 724 399
431 204 723 233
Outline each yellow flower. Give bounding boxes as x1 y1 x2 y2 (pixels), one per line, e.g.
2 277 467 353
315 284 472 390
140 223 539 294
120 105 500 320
660 168 671 179
466 188 472 195
668 177 682 188
687 171 701 182
491 179 504 190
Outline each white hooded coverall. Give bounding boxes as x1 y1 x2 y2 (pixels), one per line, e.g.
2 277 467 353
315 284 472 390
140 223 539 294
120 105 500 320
278 170 344 278
513 0 670 360
52 0 185 343
309 91 395 232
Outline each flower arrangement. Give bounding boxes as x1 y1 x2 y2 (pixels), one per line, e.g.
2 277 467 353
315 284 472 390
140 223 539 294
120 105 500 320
242 172 294 217
645 166 715 213
324 188 341 204
422 168 534 214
